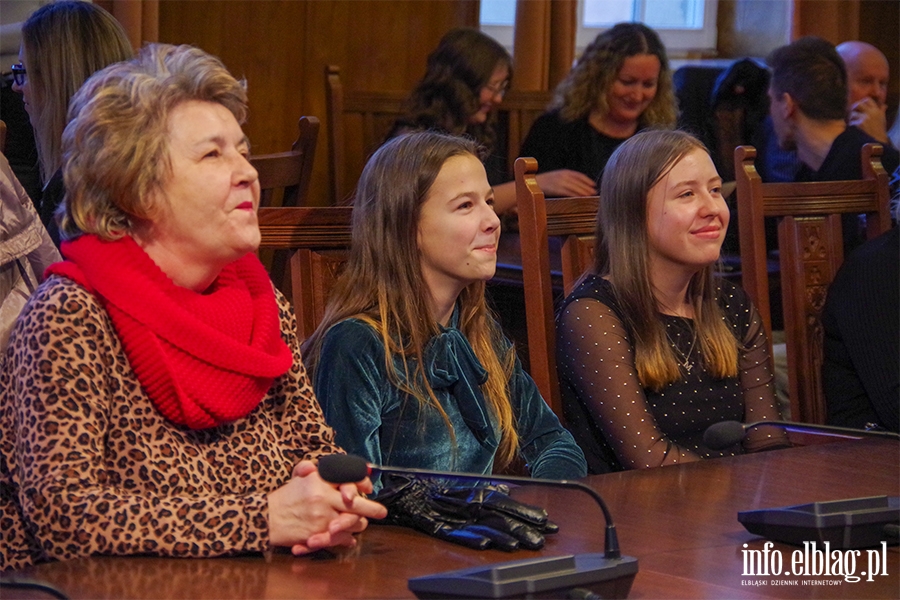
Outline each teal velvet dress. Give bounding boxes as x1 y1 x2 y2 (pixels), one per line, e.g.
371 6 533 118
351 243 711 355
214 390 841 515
312 310 587 481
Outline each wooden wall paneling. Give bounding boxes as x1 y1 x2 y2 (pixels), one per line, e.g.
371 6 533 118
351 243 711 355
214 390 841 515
158 0 307 164
96 0 159 49
791 0 861 44
717 0 792 58
300 1 476 205
160 1 475 207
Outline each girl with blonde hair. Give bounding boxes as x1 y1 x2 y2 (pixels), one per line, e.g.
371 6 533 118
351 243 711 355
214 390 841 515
556 129 786 473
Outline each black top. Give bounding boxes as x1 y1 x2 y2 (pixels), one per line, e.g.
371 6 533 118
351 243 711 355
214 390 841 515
40 169 64 248
822 226 899 433
1 76 42 203
556 275 785 473
796 126 900 182
796 126 900 252
519 111 630 186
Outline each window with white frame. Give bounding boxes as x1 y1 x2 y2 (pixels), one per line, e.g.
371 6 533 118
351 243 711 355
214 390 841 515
479 0 718 57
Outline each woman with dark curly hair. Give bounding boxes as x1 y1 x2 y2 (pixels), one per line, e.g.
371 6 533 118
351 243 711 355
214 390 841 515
520 22 677 185
389 28 596 213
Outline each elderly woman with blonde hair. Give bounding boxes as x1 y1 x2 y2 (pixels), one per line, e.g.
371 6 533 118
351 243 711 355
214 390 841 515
0 43 385 571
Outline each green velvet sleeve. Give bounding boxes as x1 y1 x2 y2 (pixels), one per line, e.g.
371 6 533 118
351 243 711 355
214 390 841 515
507 348 587 479
313 319 390 468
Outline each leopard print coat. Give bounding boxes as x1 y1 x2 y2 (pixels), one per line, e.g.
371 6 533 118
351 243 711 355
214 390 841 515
0 275 341 571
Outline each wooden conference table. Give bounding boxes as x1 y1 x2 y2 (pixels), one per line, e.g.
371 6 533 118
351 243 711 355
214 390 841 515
9 438 899 599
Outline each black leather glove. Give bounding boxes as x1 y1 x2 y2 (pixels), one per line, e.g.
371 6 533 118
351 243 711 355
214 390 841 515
371 474 558 551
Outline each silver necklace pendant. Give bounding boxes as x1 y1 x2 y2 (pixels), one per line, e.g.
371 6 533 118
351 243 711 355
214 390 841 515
666 320 696 375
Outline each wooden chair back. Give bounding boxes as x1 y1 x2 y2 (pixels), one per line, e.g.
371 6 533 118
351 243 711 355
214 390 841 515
252 116 321 297
250 116 320 208
326 64 553 205
257 206 353 340
326 65 404 205
515 156 600 419
0 119 6 155
735 143 891 424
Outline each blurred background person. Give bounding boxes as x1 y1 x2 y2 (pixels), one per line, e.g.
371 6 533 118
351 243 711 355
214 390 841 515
836 40 892 146
520 22 677 187
766 36 898 251
12 0 133 244
387 28 595 214
758 38 894 183
1 43 384 572
0 0 47 202
0 150 60 351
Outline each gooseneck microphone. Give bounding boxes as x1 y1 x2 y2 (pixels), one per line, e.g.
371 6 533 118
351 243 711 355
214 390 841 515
319 454 638 598
709 421 900 553
318 454 623 560
703 419 900 450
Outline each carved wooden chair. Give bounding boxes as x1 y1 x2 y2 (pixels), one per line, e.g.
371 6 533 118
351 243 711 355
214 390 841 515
252 116 321 296
515 156 600 419
257 206 352 340
325 65 405 205
250 115 320 208
735 143 891 425
325 64 553 205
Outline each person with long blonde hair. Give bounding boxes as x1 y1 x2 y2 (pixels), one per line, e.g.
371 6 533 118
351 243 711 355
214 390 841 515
303 131 585 484
12 0 133 242
520 22 677 185
556 130 787 474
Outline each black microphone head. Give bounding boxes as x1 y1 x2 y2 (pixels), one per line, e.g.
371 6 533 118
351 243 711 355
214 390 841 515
318 454 369 484
703 421 746 450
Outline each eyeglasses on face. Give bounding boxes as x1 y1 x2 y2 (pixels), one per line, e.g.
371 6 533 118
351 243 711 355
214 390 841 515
11 63 26 86
483 79 509 98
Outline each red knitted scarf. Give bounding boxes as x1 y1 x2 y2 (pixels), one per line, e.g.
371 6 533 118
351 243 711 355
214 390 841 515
46 234 293 429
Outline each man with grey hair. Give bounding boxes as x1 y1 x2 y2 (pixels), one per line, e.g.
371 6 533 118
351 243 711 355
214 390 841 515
837 40 892 145
758 38 896 183
766 37 898 249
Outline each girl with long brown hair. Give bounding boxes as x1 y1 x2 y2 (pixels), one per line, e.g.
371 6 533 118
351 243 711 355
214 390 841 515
303 131 585 482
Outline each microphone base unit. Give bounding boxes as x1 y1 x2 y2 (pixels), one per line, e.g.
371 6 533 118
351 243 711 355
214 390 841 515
738 495 900 550
407 553 638 599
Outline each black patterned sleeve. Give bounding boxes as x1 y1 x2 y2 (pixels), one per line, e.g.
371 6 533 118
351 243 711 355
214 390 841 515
556 297 703 469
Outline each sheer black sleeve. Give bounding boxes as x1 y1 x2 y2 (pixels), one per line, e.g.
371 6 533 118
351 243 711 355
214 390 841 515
556 280 787 471
557 298 701 469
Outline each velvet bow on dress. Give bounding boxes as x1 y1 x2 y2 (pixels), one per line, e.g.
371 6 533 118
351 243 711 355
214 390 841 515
421 327 497 452
314 311 588 480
